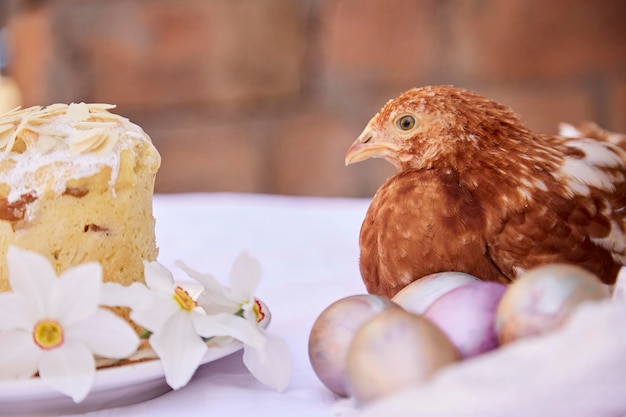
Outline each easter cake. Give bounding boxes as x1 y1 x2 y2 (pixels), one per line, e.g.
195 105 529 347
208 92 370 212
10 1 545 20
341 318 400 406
0 103 160 291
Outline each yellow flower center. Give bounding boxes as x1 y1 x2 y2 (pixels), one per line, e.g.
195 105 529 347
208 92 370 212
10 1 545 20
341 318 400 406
252 299 265 323
173 286 197 311
33 319 64 350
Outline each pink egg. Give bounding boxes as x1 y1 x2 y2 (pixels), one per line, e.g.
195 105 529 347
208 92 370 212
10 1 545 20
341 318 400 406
392 271 481 314
423 281 507 359
308 294 399 397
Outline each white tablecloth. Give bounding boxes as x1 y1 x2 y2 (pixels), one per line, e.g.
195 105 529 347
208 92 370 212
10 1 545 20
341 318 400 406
56 193 626 417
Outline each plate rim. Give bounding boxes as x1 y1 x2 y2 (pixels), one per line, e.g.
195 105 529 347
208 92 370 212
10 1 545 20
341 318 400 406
0 338 245 401
0 299 271 410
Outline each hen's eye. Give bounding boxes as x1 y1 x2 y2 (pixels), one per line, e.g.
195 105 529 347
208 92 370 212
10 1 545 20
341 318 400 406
397 115 416 131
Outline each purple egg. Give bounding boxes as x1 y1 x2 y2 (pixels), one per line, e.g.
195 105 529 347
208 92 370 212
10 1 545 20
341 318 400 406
423 282 507 359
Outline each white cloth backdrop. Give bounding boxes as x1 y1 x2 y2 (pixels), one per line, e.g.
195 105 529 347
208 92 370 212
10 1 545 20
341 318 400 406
62 193 626 417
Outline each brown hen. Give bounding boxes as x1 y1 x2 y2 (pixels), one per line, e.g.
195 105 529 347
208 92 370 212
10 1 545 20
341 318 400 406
346 86 626 298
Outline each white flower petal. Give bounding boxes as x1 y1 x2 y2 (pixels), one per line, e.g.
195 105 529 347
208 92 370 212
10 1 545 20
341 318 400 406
65 309 139 358
191 312 265 347
150 312 207 390
0 329 41 378
175 260 225 297
51 263 102 325
143 261 175 293
242 330 292 393
39 341 95 403
100 282 151 308
175 261 238 314
195 291 240 315
229 252 261 301
6 246 56 316
131 297 180 333
176 257 262 315
0 293 37 331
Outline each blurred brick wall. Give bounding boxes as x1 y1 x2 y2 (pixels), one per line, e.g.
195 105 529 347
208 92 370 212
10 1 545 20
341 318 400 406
3 0 626 196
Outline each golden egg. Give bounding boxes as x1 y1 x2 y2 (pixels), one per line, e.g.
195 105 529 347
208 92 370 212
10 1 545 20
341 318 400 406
345 309 459 405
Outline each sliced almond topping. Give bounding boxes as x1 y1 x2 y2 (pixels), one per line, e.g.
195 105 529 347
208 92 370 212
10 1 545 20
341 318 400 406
34 135 60 153
87 103 117 111
3 132 19 154
69 127 105 154
2 121 24 154
91 129 119 155
66 102 91 121
28 126 68 138
0 123 14 135
0 105 22 117
2 106 43 119
25 117 52 126
44 103 68 111
0 102 123 156
91 111 124 119
0 125 15 149
41 103 68 118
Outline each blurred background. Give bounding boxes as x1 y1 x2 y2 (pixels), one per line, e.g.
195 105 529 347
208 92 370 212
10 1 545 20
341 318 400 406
0 0 625 197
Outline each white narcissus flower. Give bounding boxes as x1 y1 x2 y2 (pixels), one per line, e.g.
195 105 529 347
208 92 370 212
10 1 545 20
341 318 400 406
0 246 140 403
104 252 292 393
102 260 264 390
176 252 292 393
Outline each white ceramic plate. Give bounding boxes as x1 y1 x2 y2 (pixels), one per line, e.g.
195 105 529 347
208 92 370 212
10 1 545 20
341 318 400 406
0 301 271 417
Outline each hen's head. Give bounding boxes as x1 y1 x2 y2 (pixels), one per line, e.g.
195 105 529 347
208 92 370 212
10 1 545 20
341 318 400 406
345 85 529 171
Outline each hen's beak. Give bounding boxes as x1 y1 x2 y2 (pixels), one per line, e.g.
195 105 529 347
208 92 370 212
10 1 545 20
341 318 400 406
345 127 398 166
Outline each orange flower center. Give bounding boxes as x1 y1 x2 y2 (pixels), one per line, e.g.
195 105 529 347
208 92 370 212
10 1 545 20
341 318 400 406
252 299 265 323
33 319 64 350
173 286 197 311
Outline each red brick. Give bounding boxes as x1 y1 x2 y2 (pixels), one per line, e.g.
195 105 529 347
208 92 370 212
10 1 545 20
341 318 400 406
467 83 596 134
609 77 626 133
445 0 626 81
146 118 268 194
10 0 308 109
7 3 56 105
271 105 395 197
318 0 442 91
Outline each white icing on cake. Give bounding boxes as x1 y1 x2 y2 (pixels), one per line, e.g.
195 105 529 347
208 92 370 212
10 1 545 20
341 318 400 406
0 103 152 202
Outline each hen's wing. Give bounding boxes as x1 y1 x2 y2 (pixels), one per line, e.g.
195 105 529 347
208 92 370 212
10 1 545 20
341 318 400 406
359 168 507 298
485 185 624 284
560 121 626 151
485 132 626 284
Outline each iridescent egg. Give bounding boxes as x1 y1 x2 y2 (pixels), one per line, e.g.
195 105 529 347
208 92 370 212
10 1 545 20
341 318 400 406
424 281 507 358
496 264 610 344
392 271 481 314
345 309 460 405
308 294 399 397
